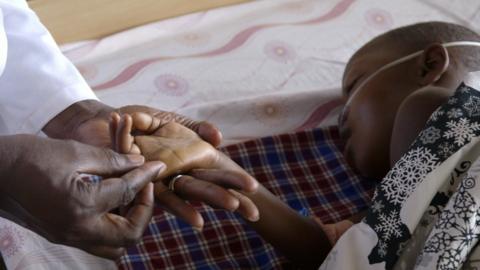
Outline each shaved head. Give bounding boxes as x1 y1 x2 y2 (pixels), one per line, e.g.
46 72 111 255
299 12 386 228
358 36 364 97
351 21 480 72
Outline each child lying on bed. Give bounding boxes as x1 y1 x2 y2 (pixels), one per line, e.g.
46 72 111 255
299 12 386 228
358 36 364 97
330 21 480 269
109 21 480 269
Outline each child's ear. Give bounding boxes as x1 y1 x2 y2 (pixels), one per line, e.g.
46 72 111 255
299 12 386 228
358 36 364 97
417 43 449 86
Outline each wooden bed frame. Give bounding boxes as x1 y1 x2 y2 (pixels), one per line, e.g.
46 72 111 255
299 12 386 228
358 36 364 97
29 0 252 44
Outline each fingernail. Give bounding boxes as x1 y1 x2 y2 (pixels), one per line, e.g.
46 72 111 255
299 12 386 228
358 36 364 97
199 123 223 146
110 111 119 120
248 214 260 222
127 154 144 164
246 179 259 193
151 161 167 174
193 226 203 232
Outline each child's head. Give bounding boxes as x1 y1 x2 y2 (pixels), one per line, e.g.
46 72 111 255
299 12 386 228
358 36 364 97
339 21 480 179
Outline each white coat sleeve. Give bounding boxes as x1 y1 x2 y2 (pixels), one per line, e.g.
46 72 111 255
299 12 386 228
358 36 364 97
0 0 98 135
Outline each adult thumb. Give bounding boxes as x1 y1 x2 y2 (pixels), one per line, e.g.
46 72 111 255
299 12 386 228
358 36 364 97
78 146 146 177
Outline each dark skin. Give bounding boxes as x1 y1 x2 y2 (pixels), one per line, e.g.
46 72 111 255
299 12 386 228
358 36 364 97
110 113 331 270
336 41 469 239
0 134 165 259
0 100 257 259
43 101 259 230
109 111 260 230
340 41 467 180
106 39 472 268
21 35 467 264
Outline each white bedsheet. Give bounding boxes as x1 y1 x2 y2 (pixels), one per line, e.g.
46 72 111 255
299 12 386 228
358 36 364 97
62 0 480 146
2 0 479 269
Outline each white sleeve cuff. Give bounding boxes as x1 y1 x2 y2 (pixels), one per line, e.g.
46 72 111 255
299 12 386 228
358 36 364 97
16 84 99 135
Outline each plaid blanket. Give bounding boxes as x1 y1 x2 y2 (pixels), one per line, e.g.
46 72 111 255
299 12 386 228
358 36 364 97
118 126 375 269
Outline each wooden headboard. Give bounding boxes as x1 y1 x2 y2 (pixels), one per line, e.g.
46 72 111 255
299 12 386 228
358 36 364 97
29 0 252 44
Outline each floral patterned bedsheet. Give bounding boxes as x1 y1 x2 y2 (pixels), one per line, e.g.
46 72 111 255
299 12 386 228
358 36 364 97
2 0 480 269
61 0 480 146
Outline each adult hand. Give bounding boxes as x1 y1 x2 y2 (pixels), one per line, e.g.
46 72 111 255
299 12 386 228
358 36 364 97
111 113 259 229
42 100 225 230
43 100 222 149
0 134 166 259
158 168 260 230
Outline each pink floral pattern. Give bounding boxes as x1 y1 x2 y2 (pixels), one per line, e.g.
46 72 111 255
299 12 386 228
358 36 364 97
252 99 289 126
0 225 24 258
365 9 394 30
154 74 190 96
176 32 211 47
264 41 296 63
90 0 354 91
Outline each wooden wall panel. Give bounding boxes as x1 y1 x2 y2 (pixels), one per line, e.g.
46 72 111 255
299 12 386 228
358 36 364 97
29 0 252 44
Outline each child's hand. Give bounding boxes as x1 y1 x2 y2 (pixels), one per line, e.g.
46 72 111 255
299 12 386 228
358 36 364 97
110 112 259 230
314 218 354 245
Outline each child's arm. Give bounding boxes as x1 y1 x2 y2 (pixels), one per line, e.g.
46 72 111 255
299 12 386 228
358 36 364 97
244 185 333 268
111 113 334 269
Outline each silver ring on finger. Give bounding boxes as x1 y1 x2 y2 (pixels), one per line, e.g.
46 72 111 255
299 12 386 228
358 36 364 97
168 174 184 192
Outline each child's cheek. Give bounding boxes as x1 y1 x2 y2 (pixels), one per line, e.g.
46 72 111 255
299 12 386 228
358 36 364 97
347 102 393 178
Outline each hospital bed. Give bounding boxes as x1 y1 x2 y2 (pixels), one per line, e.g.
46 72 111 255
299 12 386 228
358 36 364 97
2 0 478 269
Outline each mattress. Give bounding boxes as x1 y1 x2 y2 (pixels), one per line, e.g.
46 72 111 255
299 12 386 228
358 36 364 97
61 0 480 146
2 0 480 269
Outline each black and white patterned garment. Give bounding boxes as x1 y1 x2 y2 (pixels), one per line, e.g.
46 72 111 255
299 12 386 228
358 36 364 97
320 73 480 270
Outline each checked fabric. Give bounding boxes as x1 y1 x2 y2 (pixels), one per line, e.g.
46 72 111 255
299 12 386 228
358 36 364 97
118 126 375 270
